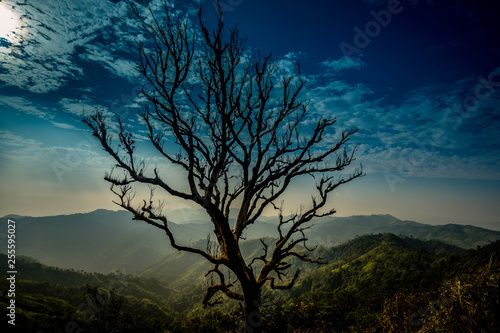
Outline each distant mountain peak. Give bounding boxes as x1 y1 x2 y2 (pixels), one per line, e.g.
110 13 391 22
1 213 26 219
88 209 122 215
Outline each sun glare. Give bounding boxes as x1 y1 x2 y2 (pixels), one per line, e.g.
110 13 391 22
0 3 21 42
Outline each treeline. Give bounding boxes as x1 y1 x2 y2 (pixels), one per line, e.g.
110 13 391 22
259 234 499 332
1 234 498 332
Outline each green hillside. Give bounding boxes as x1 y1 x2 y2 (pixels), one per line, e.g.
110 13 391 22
306 215 500 248
260 234 498 332
2 234 497 332
3 210 498 278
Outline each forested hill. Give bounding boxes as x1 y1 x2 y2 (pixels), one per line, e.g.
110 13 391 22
261 234 499 332
137 234 465 288
305 214 500 248
2 234 498 332
2 209 499 274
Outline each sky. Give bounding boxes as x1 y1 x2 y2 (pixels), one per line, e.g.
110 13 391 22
0 0 499 228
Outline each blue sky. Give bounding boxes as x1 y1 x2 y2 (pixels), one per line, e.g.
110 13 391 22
0 0 499 227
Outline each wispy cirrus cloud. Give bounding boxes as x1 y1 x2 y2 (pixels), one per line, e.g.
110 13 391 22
305 63 500 180
58 97 106 117
322 56 366 73
0 129 108 170
0 95 51 119
0 94 76 129
57 97 123 134
79 44 140 82
0 0 139 93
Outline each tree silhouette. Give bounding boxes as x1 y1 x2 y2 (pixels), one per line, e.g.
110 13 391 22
84 2 362 331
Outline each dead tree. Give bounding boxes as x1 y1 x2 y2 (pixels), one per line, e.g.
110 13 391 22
84 2 362 332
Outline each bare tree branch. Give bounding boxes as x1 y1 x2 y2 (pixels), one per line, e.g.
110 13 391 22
83 2 363 331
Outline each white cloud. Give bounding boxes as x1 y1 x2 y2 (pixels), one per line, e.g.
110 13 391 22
0 129 41 148
79 45 139 81
356 144 500 180
0 95 53 120
58 97 120 121
0 0 136 93
275 52 307 76
322 56 366 72
0 129 57 168
51 121 78 130
58 98 100 117
302 67 500 180
58 97 123 135
0 129 108 170
0 0 203 93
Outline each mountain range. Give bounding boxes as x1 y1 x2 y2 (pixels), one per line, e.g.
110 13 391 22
1 209 499 274
2 233 498 332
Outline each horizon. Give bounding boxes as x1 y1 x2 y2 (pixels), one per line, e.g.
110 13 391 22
1 0 499 228
3 207 500 231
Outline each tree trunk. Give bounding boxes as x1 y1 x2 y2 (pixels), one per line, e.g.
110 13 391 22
243 283 263 333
